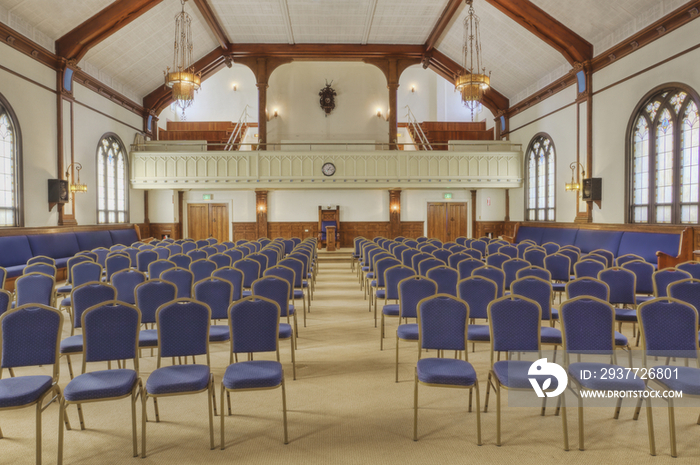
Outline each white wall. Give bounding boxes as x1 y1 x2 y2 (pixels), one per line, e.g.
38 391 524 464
269 189 387 222
475 188 506 221
148 190 177 223
398 65 438 123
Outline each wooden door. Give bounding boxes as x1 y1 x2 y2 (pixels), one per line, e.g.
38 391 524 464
209 204 229 242
187 203 229 241
427 202 449 243
447 203 468 242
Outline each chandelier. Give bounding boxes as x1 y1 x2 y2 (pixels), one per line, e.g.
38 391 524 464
164 0 201 117
455 0 491 118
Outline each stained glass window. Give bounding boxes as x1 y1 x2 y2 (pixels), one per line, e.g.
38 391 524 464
0 104 19 227
630 87 700 224
526 134 555 222
97 135 128 224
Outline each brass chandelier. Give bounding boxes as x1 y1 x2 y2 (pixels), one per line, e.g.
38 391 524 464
455 0 491 118
164 0 201 117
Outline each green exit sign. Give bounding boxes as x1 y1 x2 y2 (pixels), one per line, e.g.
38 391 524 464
203 194 212 200
444 193 453 199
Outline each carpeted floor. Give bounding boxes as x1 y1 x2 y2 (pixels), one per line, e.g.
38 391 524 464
1 259 694 464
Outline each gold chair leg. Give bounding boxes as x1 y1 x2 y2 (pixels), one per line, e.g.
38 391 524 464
613 397 622 419
66 356 74 380
645 397 656 456
290 337 296 380
36 398 42 465
413 370 418 441
483 373 491 412
76 403 85 430
281 379 289 445
380 314 385 350
141 390 148 458
667 399 677 457
57 398 65 465
131 383 139 457
560 390 569 450
212 383 218 416
208 377 215 450
633 397 642 420
220 384 226 450
577 395 584 451
496 384 501 446
153 397 160 422
474 382 482 446
227 391 232 416
395 335 400 383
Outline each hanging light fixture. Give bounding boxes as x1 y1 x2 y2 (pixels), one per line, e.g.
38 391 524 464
455 0 491 119
164 0 201 118
65 163 87 194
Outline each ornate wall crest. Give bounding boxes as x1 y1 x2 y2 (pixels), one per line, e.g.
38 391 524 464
319 80 336 116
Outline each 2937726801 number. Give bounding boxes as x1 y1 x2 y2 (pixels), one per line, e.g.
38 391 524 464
584 367 679 380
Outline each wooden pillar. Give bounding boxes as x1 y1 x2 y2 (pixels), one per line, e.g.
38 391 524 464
470 189 477 238
256 190 268 239
257 81 268 151
143 190 150 238
574 62 593 223
504 189 510 222
389 189 401 239
177 191 184 240
57 61 77 225
388 59 399 150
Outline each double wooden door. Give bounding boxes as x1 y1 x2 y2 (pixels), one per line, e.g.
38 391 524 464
187 203 229 242
427 202 468 243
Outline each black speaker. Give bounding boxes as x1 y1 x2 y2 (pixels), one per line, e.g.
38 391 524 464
48 179 69 204
582 178 601 202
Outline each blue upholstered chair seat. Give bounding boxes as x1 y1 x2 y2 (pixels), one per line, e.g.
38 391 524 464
551 309 559 319
146 365 210 395
416 358 477 386
382 304 400 316
540 327 562 344
57 285 72 294
636 295 654 303
467 324 490 341
615 331 629 346
288 304 296 315
279 323 292 339
568 363 645 391
615 308 638 322
366 273 374 280
242 290 252 297
60 297 71 307
138 329 159 347
0 375 53 408
293 290 304 299
397 323 418 340
370 280 377 287
59 335 83 354
493 360 560 390
650 366 700 396
376 289 386 299
552 283 567 292
209 325 230 342
362 266 370 272
64 369 138 402
223 360 283 390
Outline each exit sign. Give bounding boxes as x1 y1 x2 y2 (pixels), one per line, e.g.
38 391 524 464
444 193 453 199
203 194 212 200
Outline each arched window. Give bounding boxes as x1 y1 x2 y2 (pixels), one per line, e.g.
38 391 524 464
628 85 700 224
97 134 128 224
0 95 21 226
525 134 555 221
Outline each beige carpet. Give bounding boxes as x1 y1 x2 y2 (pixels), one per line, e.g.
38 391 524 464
1 260 692 464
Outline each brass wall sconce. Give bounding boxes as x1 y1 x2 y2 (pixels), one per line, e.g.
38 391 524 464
566 162 585 192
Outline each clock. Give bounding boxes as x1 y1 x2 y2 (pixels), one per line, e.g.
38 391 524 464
322 162 336 177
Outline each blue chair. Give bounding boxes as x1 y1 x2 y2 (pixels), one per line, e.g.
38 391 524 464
24 263 57 278
511 277 562 349
560 296 655 454
222 241 236 250
152 247 170 260
194 277 233 346
455 237 467 246
111 269 146 305
248 253 269 277
263 265 298 331
213 267 245 301
166 244 183 256
598 267 638 338
291 237 302 247
419 244 438 255
121 247 139 268
235 239 248 246
135 280 177 350
503 258 529 291
566 277 609 301
169 253 192 269
413 294 481 444
379 265 415 350
545 253 572 301
190 259 217 284
653 268 692 297
448 252 470 269
484 295 569 449
221 297 288 448
15 272 55 308
187 250 207 262
252 276 296 379
676 261 700 279
574 259 605 279
58 302 143 463
214 244 227 253
239 243 256 255
0 289 10 316
591 249 614 267
195 240 209 249
487 242 504 255
371 257 402 326
558 248 579 275
542 242 560 255
110 244 126 252
498 245 518 258
486 253 509 269
464 248 483 260
616 253 644 267
161 268 194 299
432 248 452 265
403 240 418 248
105 254 130 282
668 279 700 321
60 261 103 314
426 266 459 296
277 258 308 316
416 236 428 243
136 250 158 274
638 297 699 457
76 251 98 262
524 248 546 268
260 249 279 268
201 246 217 257
458 276 497 350
395 276 437 382
516 242 532 258
582 253 608 268
27 255 55 266
429 239 443 248
0 266 6 289
560 244 580 253
622 259 655 302
285 239 297 258
417 257 444 277
0 303 66 464
206 238 217 246
235 258 262 294
473 266 505 298
457 258 484 280
516 266 551 282
392 244 408 262
471 240 487 257
90 248 109 268
147 259 176 279
224 248 244 264
182 242 196 255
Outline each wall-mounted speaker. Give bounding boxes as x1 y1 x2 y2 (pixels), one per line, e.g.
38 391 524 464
582 178 601 202
48 179 69 204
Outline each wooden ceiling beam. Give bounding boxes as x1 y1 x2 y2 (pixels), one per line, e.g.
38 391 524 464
226 43 426 59
485 0 592 64
192 0 230 50
425 0 463 52
56 0 163 62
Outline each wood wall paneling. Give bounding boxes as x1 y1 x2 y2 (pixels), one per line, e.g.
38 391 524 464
232 222 258 242
148 223 180 240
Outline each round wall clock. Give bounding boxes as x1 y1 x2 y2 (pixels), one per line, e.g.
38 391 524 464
322 162 336 177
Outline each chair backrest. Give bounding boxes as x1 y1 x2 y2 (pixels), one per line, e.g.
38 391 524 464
187 249 207 262
558 248 579 275
638 298 698 363
212 266 245 301
457 258 485 280
417 257 444 277
201 246 217 257
15 272 54 307
77 251 99 262
511 276 553 320
224 248 244 264
392 244 408 261
487 242 504 256
277 258 303 287
105 252 131 281
590 249 614 267
668 278 700 318
582 253 608 267
516 266 551 282
252 276 292 319
194 277 233 320
27 255 56 266
82 301 140 371
401 248 420 268
156 299 210 360
542 242 560 255
403 240 418 248
153 247 170 260
228 296 280 354
181 242 196 254
448 252 470 269
463 248 483 260
502 258 530 290
72 261 103 288
383 265 415 301
0 266 5 290
260 248 279 268
432 248 452 265
411 253 434 273
560 297 615 359
457 276 497 320
210 253 233 269
545 253 571 282
616 253 644 267
524 248 546 268
195 239 209 248
418 244 438 254
24 263 57 277
111 269 146 304
207 238 219 246
136 249 158 273
375 257 401 287
488 296 541 355
471 240 487 256
418 295 468 352
161 267 195 298
148 259 176 279
71 282 117 329
214 244 227 253
248 253 269 276
676 261 700 279
560 245 581 253
222 241 236 250
0 289 10 316
498 245 518 259
653 268 693 297
1 304 62 378
190 259 217 283
398 276 437 319
516 242 532 258
236 258 263 288
472 266 505 298
486 253 509 269
110 244 126 252
135 279 177 324
89 248 109 267
166 244 183 256
621 259 655 294
263 265 295 300
416 236 428 243
565 277 610 301
426 266 459 296
574 259 606 279
598 267 636 305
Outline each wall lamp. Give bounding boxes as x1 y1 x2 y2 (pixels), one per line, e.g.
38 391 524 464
565 162 586 192
267 109 279 121
66 163 87 193
411 85 416 93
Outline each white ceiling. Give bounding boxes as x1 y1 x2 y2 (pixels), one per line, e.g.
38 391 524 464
0 0 684 105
